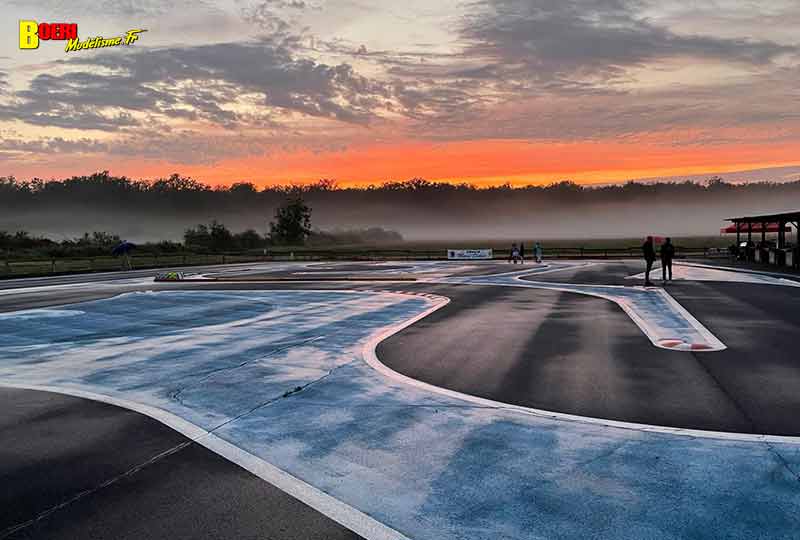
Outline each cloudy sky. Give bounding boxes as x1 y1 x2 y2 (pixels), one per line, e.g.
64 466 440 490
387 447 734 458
2 0 800 186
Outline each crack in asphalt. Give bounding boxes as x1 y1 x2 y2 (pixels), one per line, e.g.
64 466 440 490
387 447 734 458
689 351 757 432
0 440 194 539
2 334 331 538
169 335 325 406
765 443 800 484
690 351 800 483
203 356 352 435
571 440 631 470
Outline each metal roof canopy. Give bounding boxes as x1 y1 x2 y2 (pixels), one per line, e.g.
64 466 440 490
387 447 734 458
727 211 800 224
726 211 800 249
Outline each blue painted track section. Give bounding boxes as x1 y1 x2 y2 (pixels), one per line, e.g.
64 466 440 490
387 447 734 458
0 290 798 540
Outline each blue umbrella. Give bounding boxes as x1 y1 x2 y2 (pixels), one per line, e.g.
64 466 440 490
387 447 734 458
111 241 136 256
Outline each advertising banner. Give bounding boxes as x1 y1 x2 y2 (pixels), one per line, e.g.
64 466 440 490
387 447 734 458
447 249 493 260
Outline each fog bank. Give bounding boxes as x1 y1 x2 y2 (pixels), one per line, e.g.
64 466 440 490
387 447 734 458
2 174 799 242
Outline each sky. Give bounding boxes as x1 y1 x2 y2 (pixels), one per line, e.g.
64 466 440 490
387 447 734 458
2 0 800 187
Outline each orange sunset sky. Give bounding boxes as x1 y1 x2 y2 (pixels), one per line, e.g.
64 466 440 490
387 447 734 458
2 1 800 187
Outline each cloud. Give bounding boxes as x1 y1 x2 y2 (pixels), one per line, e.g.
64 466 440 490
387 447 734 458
313 0 797 136
0 39 392 132
2 0 799 168
327 0 800 140
10 0 220 18
0 136 109 155
0 70 166 130
241 0 322 40
458 0 795 87
0 124 365 166
393 68 800 144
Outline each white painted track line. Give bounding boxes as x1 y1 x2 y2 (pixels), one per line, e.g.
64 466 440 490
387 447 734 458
361 294 800 444
0 382 411 540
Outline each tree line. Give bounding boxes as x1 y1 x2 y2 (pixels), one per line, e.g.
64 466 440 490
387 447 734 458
2 172 799 242
1 188 403 257
4 172 799 202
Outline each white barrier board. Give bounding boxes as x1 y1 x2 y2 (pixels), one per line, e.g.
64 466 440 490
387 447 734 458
447 249 493 260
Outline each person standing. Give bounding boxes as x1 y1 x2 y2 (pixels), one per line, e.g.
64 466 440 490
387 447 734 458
642 236 656 286
519 242 525 264
661 237 675 283
534 242 543 263
112 240 135 271
509 243 519 264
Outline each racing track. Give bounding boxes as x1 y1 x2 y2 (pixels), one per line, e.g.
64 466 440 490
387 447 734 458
0 387 362 540
379 262 800 435
1 259 799 540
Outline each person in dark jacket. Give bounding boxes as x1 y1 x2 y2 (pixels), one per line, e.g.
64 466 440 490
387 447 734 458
642 236 656 286
661 237 675 283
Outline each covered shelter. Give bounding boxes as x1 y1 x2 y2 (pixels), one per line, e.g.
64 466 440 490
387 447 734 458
726 211 800 267
720 222 789 235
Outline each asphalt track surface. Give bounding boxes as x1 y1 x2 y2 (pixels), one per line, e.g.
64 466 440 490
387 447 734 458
2 259 800 539
5 261 800 435
378 262 800 435
0 387 363 540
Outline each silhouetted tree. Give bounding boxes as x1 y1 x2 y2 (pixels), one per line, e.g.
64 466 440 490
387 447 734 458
184 224 211 249
234 229 263 249
269 190 312 245
184 221 236 251
209 220 234 251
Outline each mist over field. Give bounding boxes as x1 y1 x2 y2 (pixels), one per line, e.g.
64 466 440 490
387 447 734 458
2 173 799 243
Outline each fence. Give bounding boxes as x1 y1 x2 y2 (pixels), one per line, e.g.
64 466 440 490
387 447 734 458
0 246 727 279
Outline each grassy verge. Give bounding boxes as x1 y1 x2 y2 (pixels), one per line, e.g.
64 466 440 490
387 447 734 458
0 253 267 279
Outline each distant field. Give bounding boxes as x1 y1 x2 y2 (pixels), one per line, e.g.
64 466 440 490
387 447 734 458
0 236 734 279
392 236 732 251
0 253 267 279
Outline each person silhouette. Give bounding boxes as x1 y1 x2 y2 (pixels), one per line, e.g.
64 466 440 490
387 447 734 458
661 237 675 283
642 236 656 286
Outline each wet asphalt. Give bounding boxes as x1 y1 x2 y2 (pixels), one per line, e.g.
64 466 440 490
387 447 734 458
0 387 363 540
2 259 800 540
